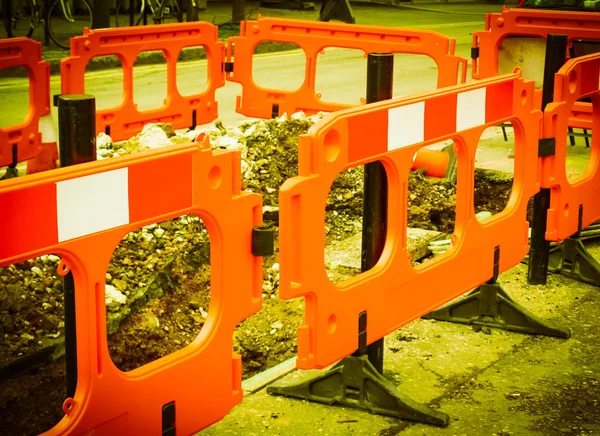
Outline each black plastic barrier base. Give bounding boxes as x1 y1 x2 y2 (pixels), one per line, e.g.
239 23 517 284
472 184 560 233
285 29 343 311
267 355 449 427
548 237 600 287
423 282 570 339
318 0 355 24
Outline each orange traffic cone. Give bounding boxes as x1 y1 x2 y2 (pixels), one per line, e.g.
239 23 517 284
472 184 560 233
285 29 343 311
411 143 457 184
26 141 59 175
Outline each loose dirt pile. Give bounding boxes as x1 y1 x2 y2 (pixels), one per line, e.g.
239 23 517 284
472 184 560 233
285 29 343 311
0 115 513 436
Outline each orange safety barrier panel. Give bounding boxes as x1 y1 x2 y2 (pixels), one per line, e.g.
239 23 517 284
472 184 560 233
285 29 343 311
472 7 600 128
279 71 541 369
227 16 467 119
544 52 600 242
0 138 263 434
0 38 50 167
61 22 225 142
472 7 600 80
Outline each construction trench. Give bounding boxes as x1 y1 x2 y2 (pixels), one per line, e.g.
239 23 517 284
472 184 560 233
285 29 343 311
1 3 600 436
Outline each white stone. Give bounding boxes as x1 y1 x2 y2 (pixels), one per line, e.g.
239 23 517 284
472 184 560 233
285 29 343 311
97 132 113 149
138 124 171 149
105 284 127 306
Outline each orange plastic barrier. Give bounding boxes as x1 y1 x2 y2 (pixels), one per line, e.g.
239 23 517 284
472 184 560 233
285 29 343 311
472 7 600 80
472 7 600 128
0 138 263 434
279 71 541 369
227 16 467 119
0 38 50 167
544 53 600 242
61 22 225 142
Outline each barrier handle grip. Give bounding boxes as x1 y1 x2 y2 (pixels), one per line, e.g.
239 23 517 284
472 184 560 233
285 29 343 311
352 53 394 374
57 94 97 398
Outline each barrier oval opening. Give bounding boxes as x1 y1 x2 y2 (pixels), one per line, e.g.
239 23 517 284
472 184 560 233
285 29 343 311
0 66 31 128
85 55 125 111
133 50 168 113
324 164 368 285
252 42 305 92
176 46 209 97
473 122 515 223
565 96 596 184
0 254 69 436
498 36 546 88
408 139 458 268
106 214 211 372
315 48 367 105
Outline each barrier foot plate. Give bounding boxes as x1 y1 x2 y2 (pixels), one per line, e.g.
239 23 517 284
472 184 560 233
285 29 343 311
267 354 449 427
422 283 570 338
548 237 600 287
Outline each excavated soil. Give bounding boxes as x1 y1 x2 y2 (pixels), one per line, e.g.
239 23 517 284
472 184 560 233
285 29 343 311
0 117 514 435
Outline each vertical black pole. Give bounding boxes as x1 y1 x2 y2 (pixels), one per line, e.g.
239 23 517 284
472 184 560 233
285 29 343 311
358 53 393 374
527 34 568 285
185 0 198 21
92 0 111 29
3 0 12 38
130 0 135 26
58 94 97 398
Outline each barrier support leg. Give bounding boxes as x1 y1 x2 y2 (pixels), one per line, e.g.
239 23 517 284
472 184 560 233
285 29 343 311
422 283 570 338
424 246 570 338
318 0 355 24
548 238 600 286
547 209 600 286
268 54 448 428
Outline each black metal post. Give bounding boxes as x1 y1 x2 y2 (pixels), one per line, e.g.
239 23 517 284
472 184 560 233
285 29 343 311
130 0 135 26
528 34 568 285
92 0 111 29
185 0 198 21
58 94 97 398
3 0 12 37
356 54 393 374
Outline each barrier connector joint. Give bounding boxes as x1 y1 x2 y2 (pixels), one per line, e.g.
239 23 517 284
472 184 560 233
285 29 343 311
252 226 274 256
538 138 556 157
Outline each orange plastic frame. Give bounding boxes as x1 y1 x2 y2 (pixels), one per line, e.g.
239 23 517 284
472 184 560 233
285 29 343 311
279 71 541 369
473 7 600 127
61 22 225 142
544 53 600 242
227 16 467 119
0 38 50 167
0 138 263 435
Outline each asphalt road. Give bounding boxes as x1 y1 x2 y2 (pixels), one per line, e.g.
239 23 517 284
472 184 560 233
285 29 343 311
0 18 486 132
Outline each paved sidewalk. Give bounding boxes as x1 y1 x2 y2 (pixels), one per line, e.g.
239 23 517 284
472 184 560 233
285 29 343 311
199 254 600 435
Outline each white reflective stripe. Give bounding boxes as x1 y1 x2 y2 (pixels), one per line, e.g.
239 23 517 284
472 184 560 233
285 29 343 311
387 102 425 151
456 87 486 132
56 168 130 242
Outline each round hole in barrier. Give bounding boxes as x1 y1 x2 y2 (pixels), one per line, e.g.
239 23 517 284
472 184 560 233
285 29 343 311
208 166 222 189
62 398 75 415
564 203 569 217
521 89 528 105
57 259 70 277
324 129 341 162
327 314 337 334
569 70 578 94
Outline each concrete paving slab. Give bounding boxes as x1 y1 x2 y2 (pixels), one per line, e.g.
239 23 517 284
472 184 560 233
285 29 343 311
198 245 600 435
